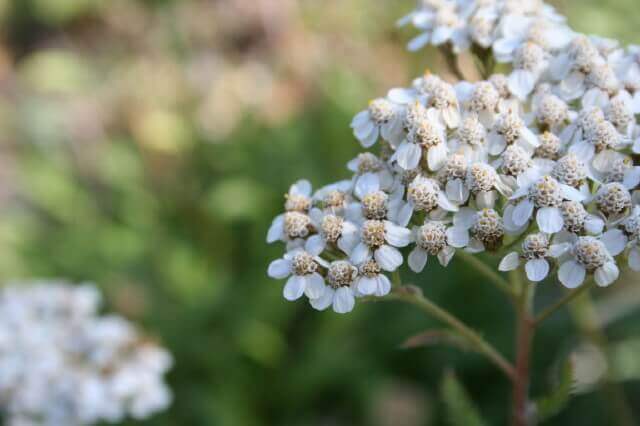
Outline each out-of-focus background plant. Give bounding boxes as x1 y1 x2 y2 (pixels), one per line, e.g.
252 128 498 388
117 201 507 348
1 0 640 425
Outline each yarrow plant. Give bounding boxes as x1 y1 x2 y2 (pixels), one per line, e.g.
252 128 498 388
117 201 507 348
0 281 172 426
267 1 640 424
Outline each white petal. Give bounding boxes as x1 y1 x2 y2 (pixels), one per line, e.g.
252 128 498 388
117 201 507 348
268 259 291 279
396 202 414 227
408 248 428 273
476 190 497 209
594 262 619 287
357 276 378 295
453 207 477 228
375 245 403 271
266 215 284 243
568 140 595 161
396 142 422 170
351 110 370 128
283 275 306 301
558 260 586 289
447 226 470 248
384 222 412 247
354 120 375 142
305 235 326 256
333 287 355 314
310 287 333 311
585 215 605 235
290 179 312 197
560 184 587 202
407 32 431 51
427 143 448 171
361 126 380 148
437 246 456 267
525 259 550 282
600 229 627 256
437 191 459 212
388 88 416 104
446 179 469 204
304 273 326 299
431 26 453 45
508 70 536 100
499 252 521 271
350 242 371 265
375 275 392 296
513 199 534 227
623 167 640 189
338 230 359 255
549 243 570 258
355 173 380 199
537 207 564 234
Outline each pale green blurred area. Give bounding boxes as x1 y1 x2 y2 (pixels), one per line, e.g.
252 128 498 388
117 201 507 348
0 1 640 425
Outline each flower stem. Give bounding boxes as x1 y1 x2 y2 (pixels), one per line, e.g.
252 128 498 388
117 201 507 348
457 250 516 299
533 280 596 325
438 45 466 80
511 271 535 426
378 286 516 380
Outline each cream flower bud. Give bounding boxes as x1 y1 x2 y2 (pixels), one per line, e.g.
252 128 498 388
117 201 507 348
501 145 532 177
408 176 441 212
529 176 563 208
552 154 588 187
471 208 504 250
596 183 632 216
327 261 358 288
416 221 448 255
368 98 396 124
534 132 561 160
466 163 499 193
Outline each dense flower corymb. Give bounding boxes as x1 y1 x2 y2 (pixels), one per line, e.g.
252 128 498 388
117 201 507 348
267 0 640 313
0 281 173 425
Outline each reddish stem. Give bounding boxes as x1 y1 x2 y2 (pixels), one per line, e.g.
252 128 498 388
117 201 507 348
512 314 534 426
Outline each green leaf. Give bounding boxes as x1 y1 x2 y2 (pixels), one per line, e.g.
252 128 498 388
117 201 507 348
440 371 486 426
535 358 575 422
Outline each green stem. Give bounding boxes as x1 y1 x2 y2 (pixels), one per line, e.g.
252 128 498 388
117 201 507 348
377 286 516 380
457 250 516 299
534 280 596 325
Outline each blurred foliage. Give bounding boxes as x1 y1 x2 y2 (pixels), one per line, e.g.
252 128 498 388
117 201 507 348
1 0 640 425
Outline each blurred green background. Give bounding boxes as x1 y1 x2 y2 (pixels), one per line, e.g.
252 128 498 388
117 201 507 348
1 0 640 425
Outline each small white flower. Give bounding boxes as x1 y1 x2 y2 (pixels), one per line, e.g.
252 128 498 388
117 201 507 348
394 106 449 171
310 260 359 314
409 221 456 272
398 175 458 226
268 245 327 301
356 259 392 296
499 233 565 282
349 220 411 272
488 108 539 155
351 98 404 148
509 174 586 234
557 234 622 288
447 207 505 253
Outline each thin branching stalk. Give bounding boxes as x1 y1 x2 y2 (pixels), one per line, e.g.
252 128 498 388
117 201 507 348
533 280 596 325
371 286 516 380
438 45 466 80
457 250 517 299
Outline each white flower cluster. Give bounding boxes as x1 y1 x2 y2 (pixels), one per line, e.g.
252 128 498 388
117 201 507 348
267 0 640 313
0 282 173 426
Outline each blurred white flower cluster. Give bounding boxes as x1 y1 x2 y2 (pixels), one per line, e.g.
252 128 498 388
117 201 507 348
267 0 640 313
0 282 172 426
